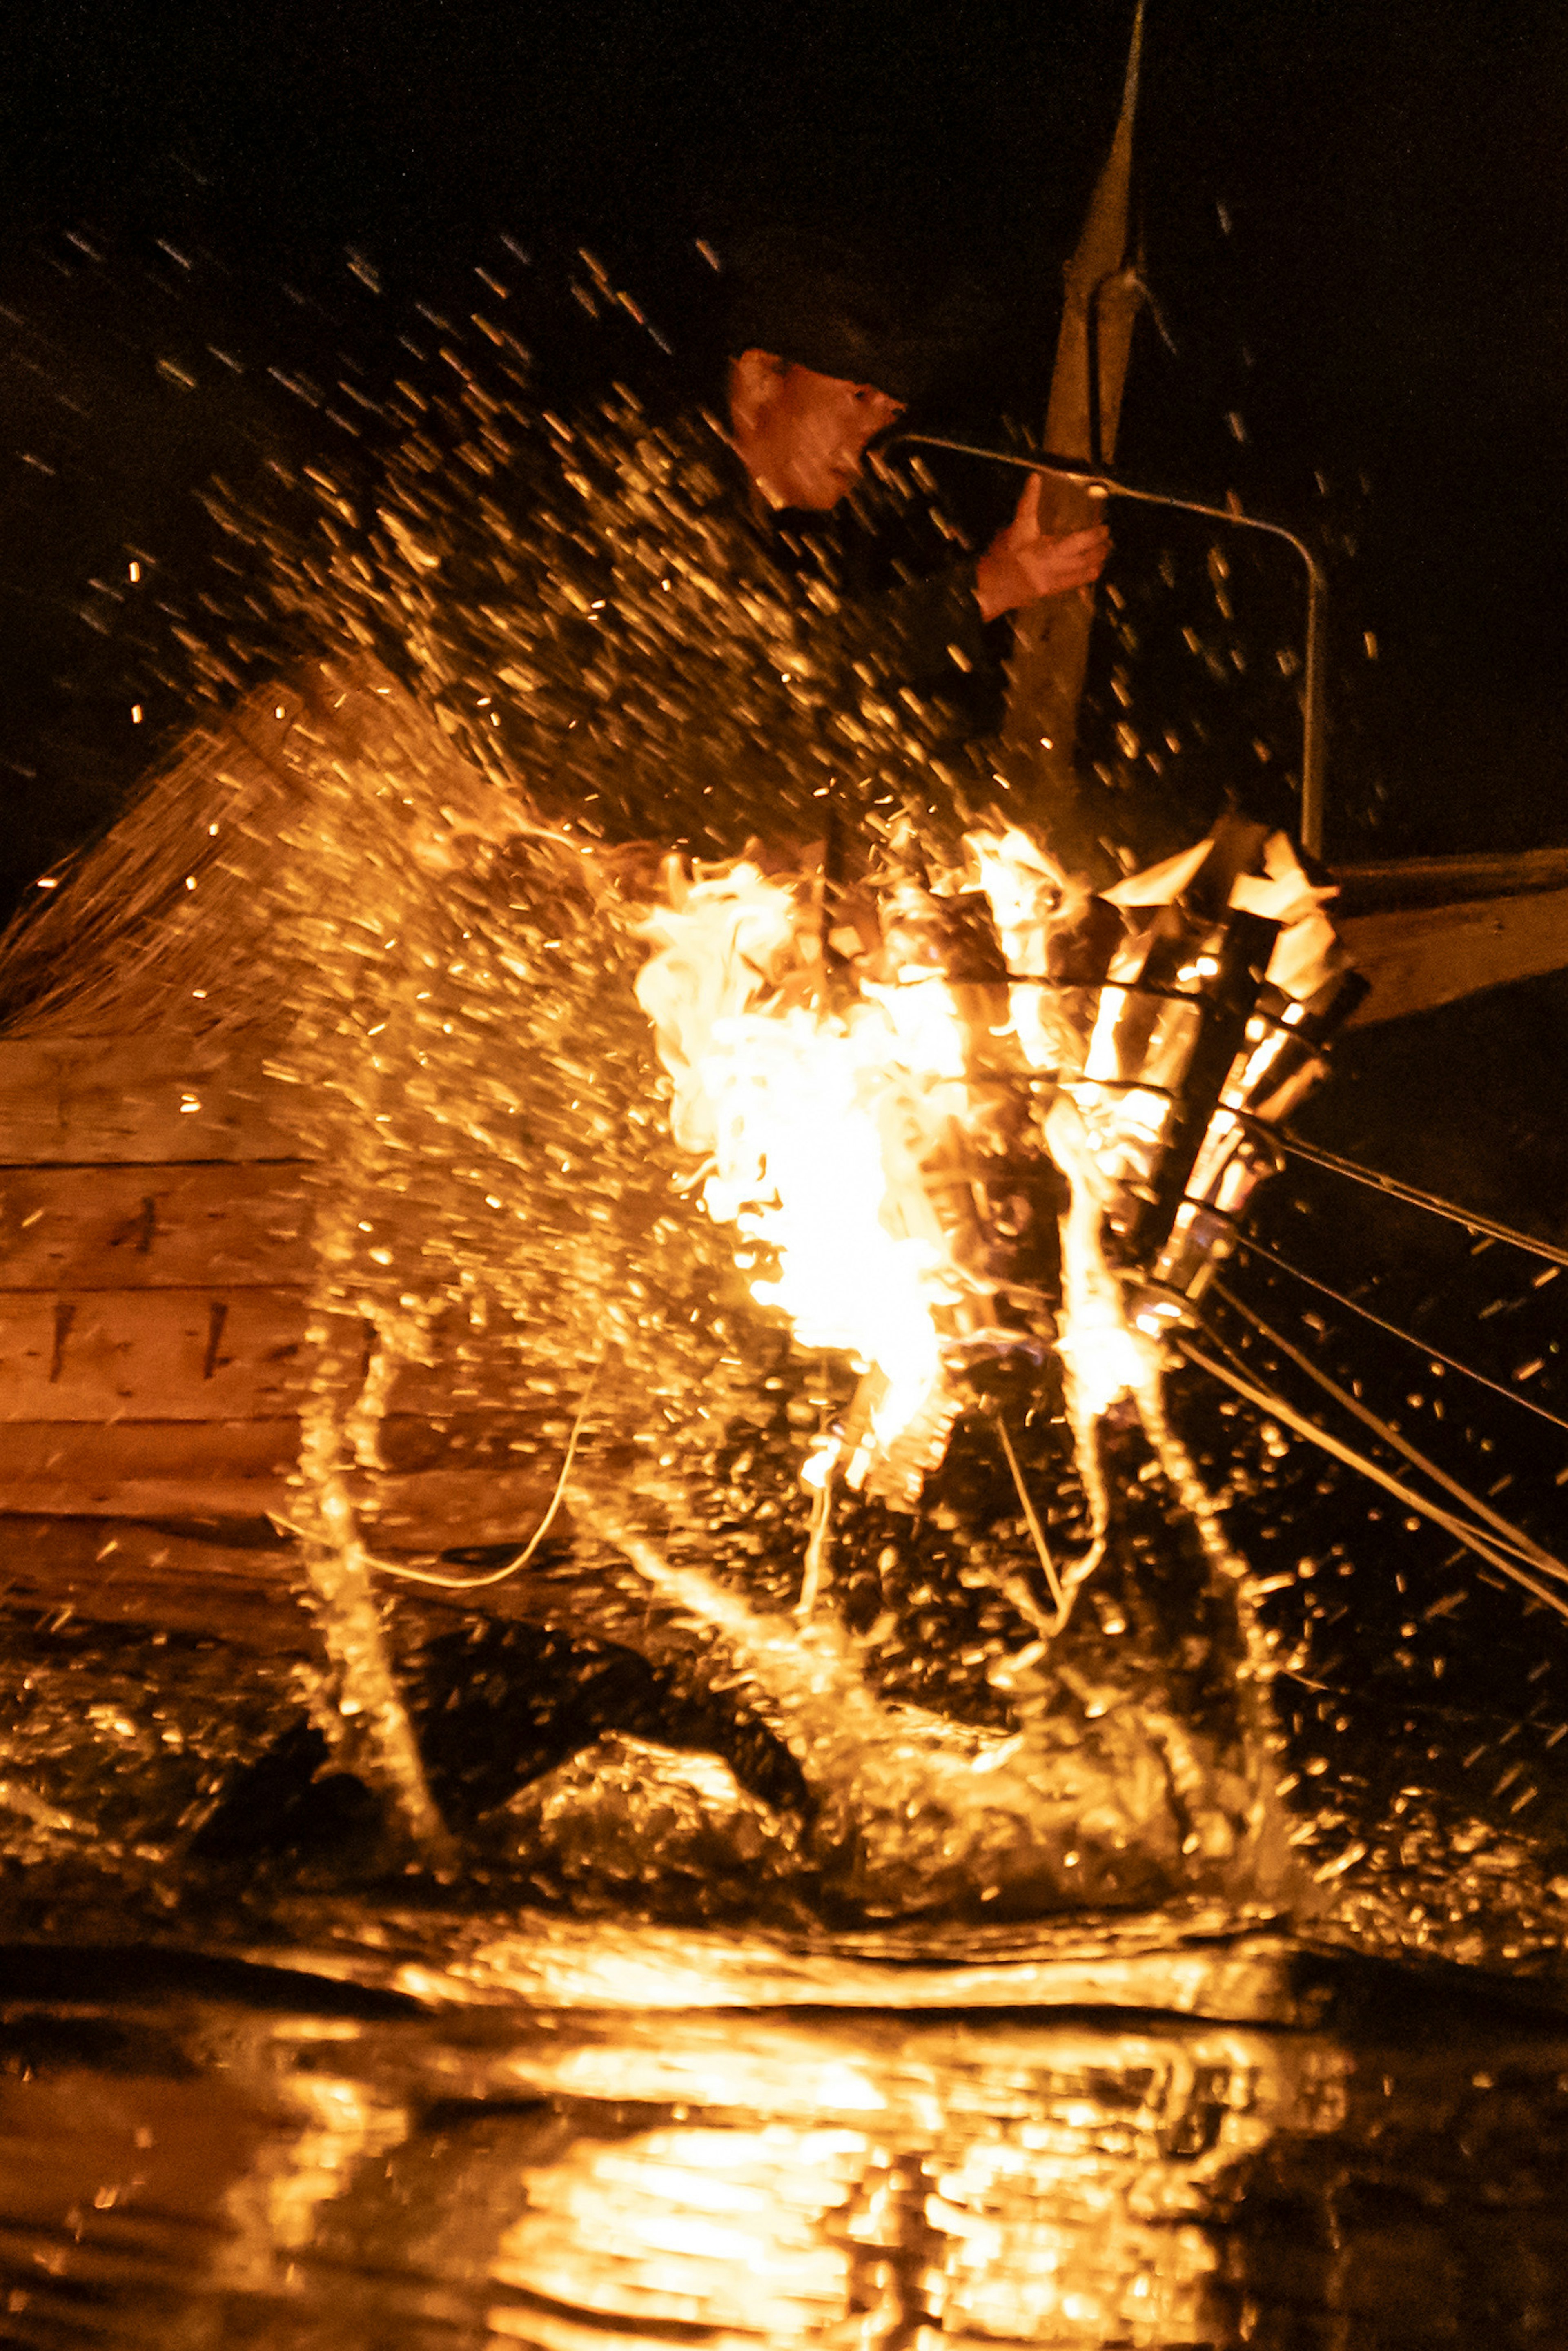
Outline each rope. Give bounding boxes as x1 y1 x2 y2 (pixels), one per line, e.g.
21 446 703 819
993 1411 1066 1623
373 1355 604 1591
1272 1667 1568 1737
795 1464 837 1621
1260 1124 1568 1270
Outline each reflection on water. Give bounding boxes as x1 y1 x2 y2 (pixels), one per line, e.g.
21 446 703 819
1 1951 1566 2349
2 1562 1567 2347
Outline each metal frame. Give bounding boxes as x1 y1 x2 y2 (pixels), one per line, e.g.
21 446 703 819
896 433 1329 860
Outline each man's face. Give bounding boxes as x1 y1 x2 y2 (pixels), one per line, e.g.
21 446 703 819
732 356 905 511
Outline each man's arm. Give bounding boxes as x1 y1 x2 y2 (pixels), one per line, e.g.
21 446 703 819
824 470 1111 702
974 472 1110 624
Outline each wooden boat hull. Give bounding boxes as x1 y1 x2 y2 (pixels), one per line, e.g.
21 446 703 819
1338 846 1568 1027
0 1022 577 1562
3 679 1565 1633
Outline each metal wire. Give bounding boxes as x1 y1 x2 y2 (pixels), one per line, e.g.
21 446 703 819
888 971 1209 1002
1173 1331 1568 1625
897 429 1330 856
1258 1124 1568 1271
1213 1223 1568 1440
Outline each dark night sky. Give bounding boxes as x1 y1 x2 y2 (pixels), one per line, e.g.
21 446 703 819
2 0 1566 906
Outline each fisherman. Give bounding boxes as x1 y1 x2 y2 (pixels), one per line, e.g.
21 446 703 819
514 237 1111 860
724 289 1109 627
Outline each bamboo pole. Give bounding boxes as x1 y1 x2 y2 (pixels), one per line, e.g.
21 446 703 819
1001 2 1145 856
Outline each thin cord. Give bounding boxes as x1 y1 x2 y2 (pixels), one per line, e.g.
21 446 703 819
1272 1667 1568 1736
1205 1280 1568 1585
1184 1328 1568 1621
1173 1333 1568 1625
796 1464 836 1621
993 1412 1066 1621
1182 1319 1556 1599
1188 1313 1537 1576
1261 1125 1568 1271
373 1355 606 1590
1217 1225 1568 1440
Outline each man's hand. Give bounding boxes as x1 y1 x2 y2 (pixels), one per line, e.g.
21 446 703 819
974 474 1111 624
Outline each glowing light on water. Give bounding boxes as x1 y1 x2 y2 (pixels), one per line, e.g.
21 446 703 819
2 232 1563 1986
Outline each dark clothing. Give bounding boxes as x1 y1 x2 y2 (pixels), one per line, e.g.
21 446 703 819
494 408 1000 859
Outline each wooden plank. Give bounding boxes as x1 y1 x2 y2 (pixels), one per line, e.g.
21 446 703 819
0 1162 312 1289
344 1464 568 1547
0 1410 299 1520
0 1464 562 1544
0 1514 616 1649
0 1410 551 1486
0 1475 295 1521
0 1417 300 1488
0 1281 583 1424
0 1034 299 1165
0 1287 306 1420
0 1516 316 1651
1337 844 1568 915
1343 883 1568 1027
0 1414 590 1547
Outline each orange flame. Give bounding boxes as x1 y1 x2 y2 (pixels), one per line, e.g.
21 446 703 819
634 860 977 1484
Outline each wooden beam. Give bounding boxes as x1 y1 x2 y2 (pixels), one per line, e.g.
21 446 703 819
1001 3 1144 835
1336 844 1568 916
0 1408 555 1485
1342 882 1568 1027
0 1161 312 1289
0 1285 306 1420
0 1034 298 1164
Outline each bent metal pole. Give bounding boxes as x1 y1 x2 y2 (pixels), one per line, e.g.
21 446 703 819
898 434 1330 862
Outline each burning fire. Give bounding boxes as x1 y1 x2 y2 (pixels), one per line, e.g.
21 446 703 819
634 857 973 1493
631 819 1348 1562
631 831 1155 1516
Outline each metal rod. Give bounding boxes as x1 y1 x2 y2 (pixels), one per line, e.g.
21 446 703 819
1249 1121 1568 1271
897 432 1330 860
1198 1217 1568 1440
1174 1333 1568 1625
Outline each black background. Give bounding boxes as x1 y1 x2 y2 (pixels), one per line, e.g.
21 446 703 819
2 0 1566 908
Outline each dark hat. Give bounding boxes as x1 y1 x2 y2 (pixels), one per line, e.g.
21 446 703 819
719 228 933 404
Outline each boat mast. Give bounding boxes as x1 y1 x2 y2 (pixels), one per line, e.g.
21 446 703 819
1000 1 1145 862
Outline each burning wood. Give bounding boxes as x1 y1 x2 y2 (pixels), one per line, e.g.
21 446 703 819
628 816 1361 1560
